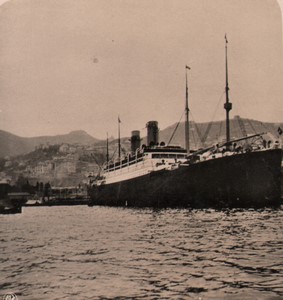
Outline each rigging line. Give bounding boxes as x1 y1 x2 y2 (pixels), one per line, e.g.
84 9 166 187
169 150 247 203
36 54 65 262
252 121 279 138
110 147 118 161
246 118 257 134
189 110 202 143
189 91 226 146
96 142 119 172
260 121 269 132
91 153 103 171
167 110 185 145
101 146 118 169
211 91 226 121
201 91 226 143
218 120 223 142
191 125 197 149
260 121 276 137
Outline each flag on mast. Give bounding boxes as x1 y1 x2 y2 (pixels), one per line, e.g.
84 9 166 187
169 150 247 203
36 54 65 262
225 34 228 43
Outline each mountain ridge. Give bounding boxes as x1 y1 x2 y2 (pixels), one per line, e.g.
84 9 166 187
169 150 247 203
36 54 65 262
0 118 282 158
0 130 100 158
159 118 283 149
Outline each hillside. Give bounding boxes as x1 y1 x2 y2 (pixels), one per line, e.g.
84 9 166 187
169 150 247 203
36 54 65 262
92 118 283 156
0 118 282 158
159 118 283 149
0 130 100 158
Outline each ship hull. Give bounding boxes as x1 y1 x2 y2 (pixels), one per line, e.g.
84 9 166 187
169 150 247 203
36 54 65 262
88 149 282 208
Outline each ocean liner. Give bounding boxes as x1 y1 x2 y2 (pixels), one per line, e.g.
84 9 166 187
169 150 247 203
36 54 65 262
88 38 282 208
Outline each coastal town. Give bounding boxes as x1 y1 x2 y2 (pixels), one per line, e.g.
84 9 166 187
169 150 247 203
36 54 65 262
1 117 282 190
0 142 103 188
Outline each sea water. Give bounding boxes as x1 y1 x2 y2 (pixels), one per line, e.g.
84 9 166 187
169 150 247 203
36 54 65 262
0 206 282 299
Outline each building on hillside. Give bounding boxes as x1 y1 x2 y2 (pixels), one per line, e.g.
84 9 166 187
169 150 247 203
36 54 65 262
4 160 12 168
68 146 77 154
25 161 55 176
59 144 69 153
31 161 55 176
55 160 77 175
36 143 50 150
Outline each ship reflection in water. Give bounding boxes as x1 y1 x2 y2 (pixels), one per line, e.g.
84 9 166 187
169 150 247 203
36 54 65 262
1 206 282 299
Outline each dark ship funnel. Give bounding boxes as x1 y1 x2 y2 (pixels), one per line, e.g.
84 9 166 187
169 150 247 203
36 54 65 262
146 121 159 146
131 130 141 152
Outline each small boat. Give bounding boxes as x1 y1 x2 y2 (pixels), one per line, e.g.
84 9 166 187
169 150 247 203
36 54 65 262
0 181 29 214
88 38 282 208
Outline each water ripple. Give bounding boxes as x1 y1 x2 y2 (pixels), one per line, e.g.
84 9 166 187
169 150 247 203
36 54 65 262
0 206 282 299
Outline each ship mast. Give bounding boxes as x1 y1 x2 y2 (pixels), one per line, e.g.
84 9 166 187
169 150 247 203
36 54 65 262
224 34 232 143
185 65 190 154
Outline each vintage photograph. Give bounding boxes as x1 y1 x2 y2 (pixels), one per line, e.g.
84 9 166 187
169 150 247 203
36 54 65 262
1 0 283 299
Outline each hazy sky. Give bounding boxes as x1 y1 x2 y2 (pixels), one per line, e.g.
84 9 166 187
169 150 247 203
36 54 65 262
0 0 283 139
